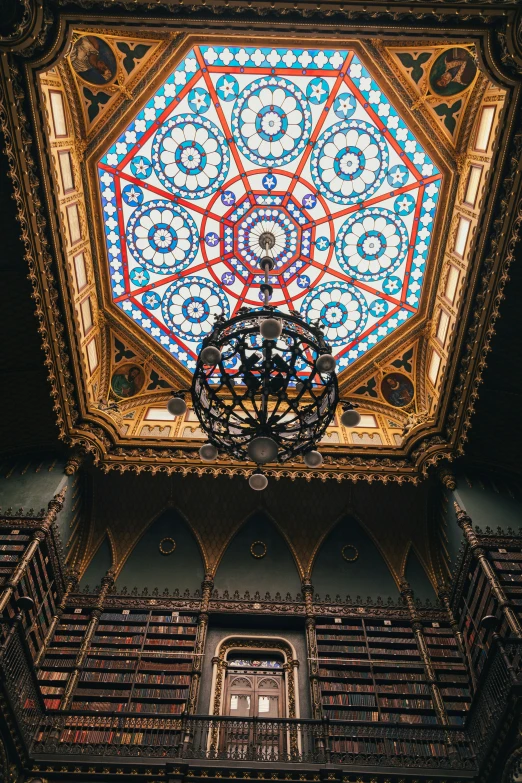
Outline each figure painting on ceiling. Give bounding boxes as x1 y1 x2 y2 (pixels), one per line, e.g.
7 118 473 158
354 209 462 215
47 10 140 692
111 364 145 399
381 373 415 408
70 36 117 86
429 48 477 97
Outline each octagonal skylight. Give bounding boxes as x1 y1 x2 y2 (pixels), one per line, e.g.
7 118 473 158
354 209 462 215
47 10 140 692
98 45 440 372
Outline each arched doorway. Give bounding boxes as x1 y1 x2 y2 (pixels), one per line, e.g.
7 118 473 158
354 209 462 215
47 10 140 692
209 637 300 760
224 654 285 719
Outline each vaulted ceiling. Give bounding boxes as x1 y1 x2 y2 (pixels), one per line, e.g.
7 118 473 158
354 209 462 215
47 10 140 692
1 1 522 484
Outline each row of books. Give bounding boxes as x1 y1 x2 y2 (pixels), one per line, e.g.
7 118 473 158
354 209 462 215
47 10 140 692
378 683 431 695
318 668 372 680
379 697 433 709
78 672 191 685
493 560 522 571
316 634 365 642
96 624 195 635
321 683 375 693
424 636 458 646
100 613 197 623
330 739 447 755
38 729 178 744
318 668 426 681
322 694 377 706
324 709 379 721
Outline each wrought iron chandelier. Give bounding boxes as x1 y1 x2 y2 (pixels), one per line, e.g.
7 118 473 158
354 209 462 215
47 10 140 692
167 233 360 490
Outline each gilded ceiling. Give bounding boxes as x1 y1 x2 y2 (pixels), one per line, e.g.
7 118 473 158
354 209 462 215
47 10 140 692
3 5 518 482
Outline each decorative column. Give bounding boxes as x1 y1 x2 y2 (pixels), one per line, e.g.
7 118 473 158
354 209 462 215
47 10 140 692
35 567 79 667
455 502 522 637
64 448 85 476
399 579 451 728
60 567 116 710
438 465 457 492
436 579 465 656
0 487 67 616
187 572 213 714
302 578 322 719
437 577 477 692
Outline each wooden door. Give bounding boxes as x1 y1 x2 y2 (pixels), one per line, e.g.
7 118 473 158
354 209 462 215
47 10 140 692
222 668 284 758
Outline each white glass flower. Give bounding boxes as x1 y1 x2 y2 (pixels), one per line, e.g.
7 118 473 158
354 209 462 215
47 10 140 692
160 123 222 192
312 122 386 203
239 86 304 161
134 208 192 269
165 279 226 338
303 284 366 345
337 209 407 280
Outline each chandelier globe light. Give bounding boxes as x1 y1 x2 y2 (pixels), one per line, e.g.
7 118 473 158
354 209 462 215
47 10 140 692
166 231 359 489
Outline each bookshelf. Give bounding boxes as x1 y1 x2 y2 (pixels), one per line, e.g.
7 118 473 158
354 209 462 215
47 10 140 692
0 523 59 661
316 616 438 726
421 620 472 725
38 607 90 709
38 607 197 713
490 547 522 622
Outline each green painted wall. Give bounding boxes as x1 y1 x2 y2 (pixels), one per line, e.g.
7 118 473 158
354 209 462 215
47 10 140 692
453 471 522 533
441 487 464 567
0 457 76 547
116 509 205 593
312 516 398 601
81 536 113 590
214 513 301 597
404 549 436 602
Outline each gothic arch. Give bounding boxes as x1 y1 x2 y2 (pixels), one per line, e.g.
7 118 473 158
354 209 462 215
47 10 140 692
402 543 438 602
115 506 205 593
311 514 399 600
308 510 401 589
79 531 114 587
213 511 302 596
113 504 207 577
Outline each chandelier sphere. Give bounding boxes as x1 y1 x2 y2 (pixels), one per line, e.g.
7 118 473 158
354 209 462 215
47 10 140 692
191 307 339 465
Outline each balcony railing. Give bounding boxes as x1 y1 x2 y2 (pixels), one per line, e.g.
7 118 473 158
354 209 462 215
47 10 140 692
32 712 474 771
3 619 522 776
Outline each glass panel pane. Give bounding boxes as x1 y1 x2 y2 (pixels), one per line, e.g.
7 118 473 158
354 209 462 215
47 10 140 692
474 106 495 152
258 695 279 717
464 165 482 206
230 693 251 716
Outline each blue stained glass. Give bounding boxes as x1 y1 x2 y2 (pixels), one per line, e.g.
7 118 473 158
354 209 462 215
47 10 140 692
188 87 211 114
307 77 329 104
98 44 441 373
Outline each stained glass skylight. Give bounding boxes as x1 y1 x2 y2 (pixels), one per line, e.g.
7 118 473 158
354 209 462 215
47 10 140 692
98 45 441 372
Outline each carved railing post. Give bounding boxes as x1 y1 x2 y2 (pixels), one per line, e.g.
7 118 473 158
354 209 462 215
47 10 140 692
439 465 457 491
187 573 213 714
35 567 79 667
301 578 322 719
437 579 465 656
455 502 522 637
399 579 452 730
0 487 67 616
60 567 116 710
64 448 85 476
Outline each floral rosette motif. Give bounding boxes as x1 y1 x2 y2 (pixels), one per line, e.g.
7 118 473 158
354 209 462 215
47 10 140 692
336 208 408 281
127 200 197 274
302 282 367 346
232 77 311 167
311 120 388 204
162 276 230 340
152 115 229 199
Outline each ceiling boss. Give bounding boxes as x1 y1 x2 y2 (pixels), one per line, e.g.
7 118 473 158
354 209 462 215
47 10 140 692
98 45 440 487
